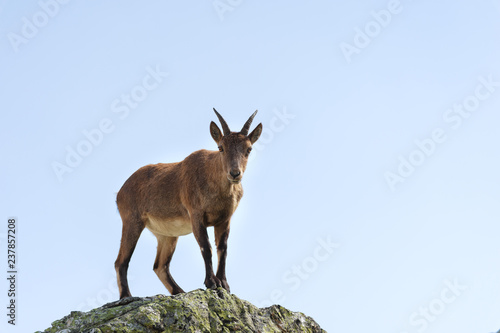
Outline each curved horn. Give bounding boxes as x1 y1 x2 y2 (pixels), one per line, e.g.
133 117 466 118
213 108 231 136
240 110 258 135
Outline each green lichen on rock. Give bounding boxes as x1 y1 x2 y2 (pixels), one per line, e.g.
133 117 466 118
37 288 326 333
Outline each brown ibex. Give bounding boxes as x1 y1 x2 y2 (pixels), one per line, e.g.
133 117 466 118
114 109 262 299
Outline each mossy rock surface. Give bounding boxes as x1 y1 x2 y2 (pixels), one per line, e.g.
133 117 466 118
37 288 326 333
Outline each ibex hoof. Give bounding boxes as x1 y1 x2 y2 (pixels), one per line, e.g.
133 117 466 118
104 296 141 308
205 276 222 290
221 282 230 293
172 288 185 295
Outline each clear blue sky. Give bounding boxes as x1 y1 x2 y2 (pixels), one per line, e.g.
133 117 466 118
1 1 500 332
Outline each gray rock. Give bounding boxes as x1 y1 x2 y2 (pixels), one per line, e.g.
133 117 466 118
37 288 326 333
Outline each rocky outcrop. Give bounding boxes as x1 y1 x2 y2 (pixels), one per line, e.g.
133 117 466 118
38 288 326 332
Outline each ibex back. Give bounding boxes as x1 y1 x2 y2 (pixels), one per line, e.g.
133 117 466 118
115 109 262 299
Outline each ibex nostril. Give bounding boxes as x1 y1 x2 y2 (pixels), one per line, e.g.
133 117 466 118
230 170 241 178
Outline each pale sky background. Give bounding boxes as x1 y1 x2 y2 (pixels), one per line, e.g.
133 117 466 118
1 1 500 332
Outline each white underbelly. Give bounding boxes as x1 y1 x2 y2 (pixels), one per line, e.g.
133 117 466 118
146 216 193 237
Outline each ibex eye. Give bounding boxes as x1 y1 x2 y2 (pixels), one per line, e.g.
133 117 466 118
246 148 252 155
218 146 224 152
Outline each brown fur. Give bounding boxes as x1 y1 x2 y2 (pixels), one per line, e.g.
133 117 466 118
114 110 262 299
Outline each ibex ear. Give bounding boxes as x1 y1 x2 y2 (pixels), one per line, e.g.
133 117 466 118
210 121 223 143
248 123 262 144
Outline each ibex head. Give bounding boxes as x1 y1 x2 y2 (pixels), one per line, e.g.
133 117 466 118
210 108 262 184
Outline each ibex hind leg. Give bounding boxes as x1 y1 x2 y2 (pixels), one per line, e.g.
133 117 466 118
115 215 145 299
153 235 185 295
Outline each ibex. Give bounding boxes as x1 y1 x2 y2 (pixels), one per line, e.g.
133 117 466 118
115 109 262 299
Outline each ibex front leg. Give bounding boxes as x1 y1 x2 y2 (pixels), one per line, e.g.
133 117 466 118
192 215 222 289
214 223 230 292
